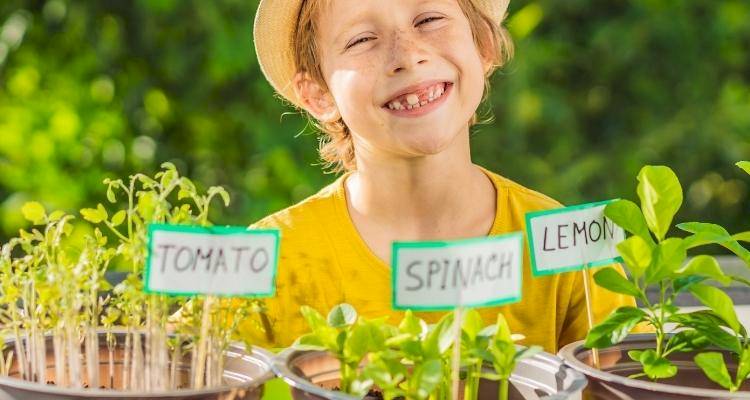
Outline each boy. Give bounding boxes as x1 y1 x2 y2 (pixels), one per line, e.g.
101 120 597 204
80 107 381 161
246 0 634 351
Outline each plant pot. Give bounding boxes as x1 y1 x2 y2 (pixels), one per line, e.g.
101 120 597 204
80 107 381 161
558 333 750 399
271 348 586 399
0 329 275 400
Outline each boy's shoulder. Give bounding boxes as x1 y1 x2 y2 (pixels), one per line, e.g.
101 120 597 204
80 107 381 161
480 166 563 212
248 175 343 236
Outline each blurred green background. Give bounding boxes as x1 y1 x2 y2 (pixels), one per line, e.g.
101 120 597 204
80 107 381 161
1 0 749 245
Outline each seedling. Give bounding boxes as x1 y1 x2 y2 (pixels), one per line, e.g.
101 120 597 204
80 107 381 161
587 164 750 390
0 163 270 392
295 304 535 400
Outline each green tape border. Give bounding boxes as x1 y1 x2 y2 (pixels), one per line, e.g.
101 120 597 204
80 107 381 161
391 231 524 311
524 199 624 277
144 223 281 298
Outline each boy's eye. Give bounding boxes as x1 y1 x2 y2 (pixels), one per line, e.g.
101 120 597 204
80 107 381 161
416 16 444 26
346 36 375 49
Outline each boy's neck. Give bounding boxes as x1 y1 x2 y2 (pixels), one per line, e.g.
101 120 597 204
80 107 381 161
344 134 497 241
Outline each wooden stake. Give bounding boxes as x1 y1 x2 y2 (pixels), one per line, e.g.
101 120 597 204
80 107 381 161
581 263 600 368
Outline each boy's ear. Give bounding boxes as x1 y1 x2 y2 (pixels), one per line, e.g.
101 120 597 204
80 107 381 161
477 21 499 75
292 72 341 122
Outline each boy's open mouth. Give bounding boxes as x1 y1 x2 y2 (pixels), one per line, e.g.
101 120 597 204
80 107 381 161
382 81 453 111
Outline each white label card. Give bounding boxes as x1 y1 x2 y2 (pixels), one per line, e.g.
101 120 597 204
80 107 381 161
145 224 279 297
391 232 524 311
525 200 625 276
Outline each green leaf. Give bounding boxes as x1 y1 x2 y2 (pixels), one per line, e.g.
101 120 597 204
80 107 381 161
737 161 750 175
160 168 177 189
645 238 686 284
670 312 741 353
327 303 357 328
636 165 683 242
593 267 643 298
21 202 46 224
488 339 516 376
678 222 750 264
689 283 741 333
616 235 652 278
111 210 127 227
80 207 105 223
627 350 643 362
300 306 327 331
677 255 730 285
584 306 645 348
292 333 326 351
208 186 231 207
638 349 677 380
96 203 108 220
734 231 750 243
604 199 654 245
737 348 750 385
398 310 424 336
673 275 706 294
137 191 157 220
514 345 542 362
495 313 512 343
410 358 442 399
345 321 384 361
462 308 484 340
423 313 454 356
47 210 65 222
106 185 116 203
694 352 733 390
178 188 191 200
665 330 709 353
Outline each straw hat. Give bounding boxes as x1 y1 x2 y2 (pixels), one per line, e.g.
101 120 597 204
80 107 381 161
253 0 510 109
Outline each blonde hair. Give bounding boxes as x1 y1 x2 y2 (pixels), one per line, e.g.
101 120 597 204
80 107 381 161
294 0 514 173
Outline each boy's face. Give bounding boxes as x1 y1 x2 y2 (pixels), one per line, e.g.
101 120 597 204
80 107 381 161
297 0 491 161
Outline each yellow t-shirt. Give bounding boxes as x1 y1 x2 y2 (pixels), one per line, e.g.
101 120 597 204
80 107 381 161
242 165 635 353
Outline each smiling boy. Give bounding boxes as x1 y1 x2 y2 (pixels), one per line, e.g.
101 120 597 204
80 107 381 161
246 0 635 352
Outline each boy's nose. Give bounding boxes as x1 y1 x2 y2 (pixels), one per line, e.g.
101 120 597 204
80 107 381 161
386 35 430 75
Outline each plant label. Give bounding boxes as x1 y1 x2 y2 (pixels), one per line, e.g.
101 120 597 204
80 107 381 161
144 224 280 297
391 232 524 310
525 200 625 276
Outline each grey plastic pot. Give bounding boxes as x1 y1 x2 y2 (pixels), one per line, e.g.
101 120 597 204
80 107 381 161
558 333 750 399
0 329 275 400
272 348 587 400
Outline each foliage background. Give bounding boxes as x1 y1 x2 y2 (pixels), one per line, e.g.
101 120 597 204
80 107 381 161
1 0 749 245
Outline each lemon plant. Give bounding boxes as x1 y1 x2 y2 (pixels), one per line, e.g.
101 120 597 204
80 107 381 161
586 163 750 391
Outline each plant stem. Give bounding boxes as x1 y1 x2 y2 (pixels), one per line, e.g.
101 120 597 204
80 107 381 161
193 296 214 389
122 329 131 390
13 325 28 381
498 377 509 400
339 361 353 393
131 331 143 390
53 329 65 386
170 335 181 389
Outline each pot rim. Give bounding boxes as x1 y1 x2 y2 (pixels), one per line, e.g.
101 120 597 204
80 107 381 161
558 333 750 399
0 328 276 398
273 346 588 400
272 348 359 400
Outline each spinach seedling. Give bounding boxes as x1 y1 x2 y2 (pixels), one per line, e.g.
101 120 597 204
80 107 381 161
294 303 388 395
479 313 541 400
358 310 454 400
